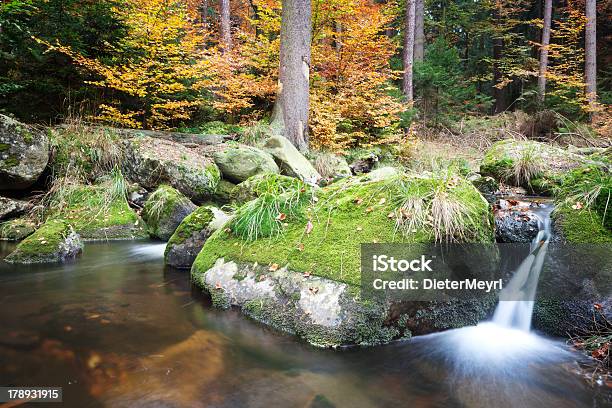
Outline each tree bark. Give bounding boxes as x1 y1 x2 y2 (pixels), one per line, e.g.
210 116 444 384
271 0 312 151
220 0 232 51
402 0 416 102
200 0 209 27
537 0 552 103
585 0 597 113
414 0 424 62
492 1 507 113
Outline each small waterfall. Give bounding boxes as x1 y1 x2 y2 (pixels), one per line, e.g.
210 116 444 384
492 204 553 331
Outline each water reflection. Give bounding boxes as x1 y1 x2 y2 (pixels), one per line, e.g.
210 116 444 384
0 242 608 407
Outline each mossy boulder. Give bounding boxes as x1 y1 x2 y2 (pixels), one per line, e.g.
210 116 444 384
50 183 147 241
262 135 321 182
0 114 49 190
4 220 82 264
0 196 31 221
0 218 36 241
192 172 495 346
210 179 236 205
143 185 197 240
165 206 230 268
213 145 279 183
310 152 352 181
123 136 220 203
480 140 594 192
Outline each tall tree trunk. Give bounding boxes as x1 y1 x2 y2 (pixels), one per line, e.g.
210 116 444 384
200 0 209 27
414 0 424 62
585 0 597 114
537 0 552 103
220 0 232 51
271 0 312 151
492 2 507 113
403 0 416 102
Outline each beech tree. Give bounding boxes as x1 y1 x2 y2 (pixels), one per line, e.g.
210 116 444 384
402 0 416 102
584 0 596 113
537 0 552 103
414 0 424 62
220 0 232 51
271 0 312 151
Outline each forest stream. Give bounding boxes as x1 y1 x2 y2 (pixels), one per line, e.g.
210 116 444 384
0 237 609 408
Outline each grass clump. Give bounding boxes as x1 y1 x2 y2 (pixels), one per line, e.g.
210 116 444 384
229 177 311 241
506 145 544 186
569 307 611 379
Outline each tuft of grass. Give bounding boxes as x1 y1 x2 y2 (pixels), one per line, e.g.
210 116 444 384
393 171 488 243
569 306 611 379
229 179 311 241
502 145 544 186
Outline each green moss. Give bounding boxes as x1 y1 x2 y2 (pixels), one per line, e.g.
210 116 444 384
2 156 19 168
4 219 81 264
0 218 36 241
0 143 9 152
50 183 146 240
553 205 612 243
193 173 492 288
165 206 214 255
231 173 306 204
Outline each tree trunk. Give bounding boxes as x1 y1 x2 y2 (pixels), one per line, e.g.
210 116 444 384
414 0 424 62
271 0 312 151
200 0 209 27
220 0 232 51
403 0 416 102
537 0 552 103
585 0 597 113
492 2 507 113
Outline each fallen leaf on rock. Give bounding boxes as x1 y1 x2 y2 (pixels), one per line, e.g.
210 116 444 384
303 271 311 277
269 263 279 272
309 287 319 294
215 282 222 290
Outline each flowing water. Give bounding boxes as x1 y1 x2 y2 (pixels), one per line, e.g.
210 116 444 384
0 226 609 407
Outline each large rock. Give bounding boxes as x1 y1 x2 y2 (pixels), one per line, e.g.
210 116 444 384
480 140 597 192
165 206 230 269
262 135 321 183
213 145 279 183
143 185 197 240
4 220 82 264
51 183 147 241
494 198 540 243
311 152 352 181
0 196 31 221
0 114 49 190
192 172 496 346
123 136 220 203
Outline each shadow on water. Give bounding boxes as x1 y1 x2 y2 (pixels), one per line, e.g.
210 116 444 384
0 241 609 407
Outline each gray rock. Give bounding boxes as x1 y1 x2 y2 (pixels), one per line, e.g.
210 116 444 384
213 145 279 183
0 196 31 221
494 199 540 243
122 136 220 203
263 135 321 183
165 206 230 268
311 152 352 181
142 185 197 240
0 114 49 190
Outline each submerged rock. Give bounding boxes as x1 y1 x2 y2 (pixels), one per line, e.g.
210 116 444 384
123 136 220 203
0 196 31 221
213 145 279 183
263 135 321 183
165 206 230 269
4 220 82 264
0 218 36 241
192 172 496 346
143 185 197 240
0 114 49 190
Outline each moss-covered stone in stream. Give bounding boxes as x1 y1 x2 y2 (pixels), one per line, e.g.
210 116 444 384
164 206 218 268
194 172 493 287
50 183 148 241
191 172 496 347
143 185 197 240
480 140 593 192
4 219 83 264
552 205 612 243
0 218 36 241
